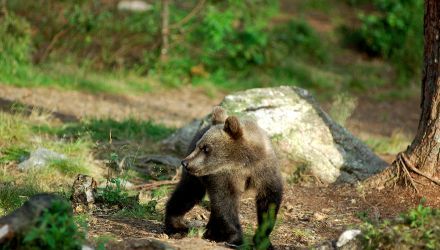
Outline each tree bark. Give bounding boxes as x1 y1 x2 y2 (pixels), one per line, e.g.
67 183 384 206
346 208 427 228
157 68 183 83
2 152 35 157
160 0 170 62
406 0 440 177
365 0 440 189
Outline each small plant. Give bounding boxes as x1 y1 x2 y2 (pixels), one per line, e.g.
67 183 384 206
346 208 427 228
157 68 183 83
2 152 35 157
360 202 440 249
188 227 206 238
16 200 85 250
100 178 130 206
116 200 161 220
240 204 277 250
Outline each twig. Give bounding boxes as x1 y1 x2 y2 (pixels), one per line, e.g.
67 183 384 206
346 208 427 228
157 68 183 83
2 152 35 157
169 0 206 30
129 180 178 190
38 28 69 63
401 153 440 186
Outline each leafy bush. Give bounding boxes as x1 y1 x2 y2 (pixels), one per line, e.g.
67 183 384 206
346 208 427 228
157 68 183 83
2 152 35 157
1 200 86 250
0 12 32 75
342 0 423 84
270 19 328 64
99 178 130 206
360 204 440 249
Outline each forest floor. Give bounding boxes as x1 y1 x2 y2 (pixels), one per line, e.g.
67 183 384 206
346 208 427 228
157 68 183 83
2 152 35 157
1 82 437 249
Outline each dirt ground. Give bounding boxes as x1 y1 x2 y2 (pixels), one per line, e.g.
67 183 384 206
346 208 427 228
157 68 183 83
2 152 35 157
1 83 436 249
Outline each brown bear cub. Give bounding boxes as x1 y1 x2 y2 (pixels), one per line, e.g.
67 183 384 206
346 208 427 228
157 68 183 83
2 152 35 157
165 106 283 248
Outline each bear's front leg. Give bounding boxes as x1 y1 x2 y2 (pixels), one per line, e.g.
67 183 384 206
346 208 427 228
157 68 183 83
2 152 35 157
203 175 243 247
165 171 206 235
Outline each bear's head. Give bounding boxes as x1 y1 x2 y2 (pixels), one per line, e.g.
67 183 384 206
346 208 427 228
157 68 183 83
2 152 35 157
181 107 251 176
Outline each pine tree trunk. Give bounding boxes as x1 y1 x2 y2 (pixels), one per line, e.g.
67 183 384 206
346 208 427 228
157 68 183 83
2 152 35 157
405 0 440 177
365 0 440 188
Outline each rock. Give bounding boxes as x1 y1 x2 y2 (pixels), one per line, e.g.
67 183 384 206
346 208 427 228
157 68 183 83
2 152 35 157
162 119 206 154
18 147 67 171
137 155 181 168
117 1 153 12
336 229 362 249
162 86 387 184
70 174 98 213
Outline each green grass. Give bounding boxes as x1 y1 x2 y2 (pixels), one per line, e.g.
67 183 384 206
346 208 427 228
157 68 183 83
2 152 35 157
115 200 162 220
0 63 153 94
0 183 41 216
59 118 175 142
363 131 411 155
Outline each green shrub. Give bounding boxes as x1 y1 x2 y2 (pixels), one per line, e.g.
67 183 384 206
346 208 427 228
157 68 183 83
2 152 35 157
0 12 32 76
270 19 328 64
342 0 423 84
1 199 86 250
99 178 130 206
360 204 440 249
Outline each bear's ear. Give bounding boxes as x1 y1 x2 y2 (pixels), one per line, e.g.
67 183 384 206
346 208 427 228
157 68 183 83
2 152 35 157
224 116 243 139
211 106 227 125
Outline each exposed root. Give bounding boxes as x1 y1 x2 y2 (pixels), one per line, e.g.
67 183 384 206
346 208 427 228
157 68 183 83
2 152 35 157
395 153 419 193
400 153 440 186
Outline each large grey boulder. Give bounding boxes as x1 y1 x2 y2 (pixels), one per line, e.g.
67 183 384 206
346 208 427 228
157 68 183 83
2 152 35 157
162 86 387 184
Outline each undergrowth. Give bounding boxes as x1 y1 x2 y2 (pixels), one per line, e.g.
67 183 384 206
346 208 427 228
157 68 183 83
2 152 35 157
360 202 440 249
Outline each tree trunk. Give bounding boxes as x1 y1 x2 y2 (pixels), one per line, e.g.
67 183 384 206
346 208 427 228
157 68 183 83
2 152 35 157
160 0 170 62
365 0 440 189
406 0 440 177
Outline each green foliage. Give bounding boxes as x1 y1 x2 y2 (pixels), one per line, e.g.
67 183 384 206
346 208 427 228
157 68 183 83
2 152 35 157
240 204 277 250
2 199 86 250
0 12 32 75
360 203 440 249
270 19 328 64
20 200 85 250
0 146 29 164
47 159 88 176
116 200 161 220
343 0 423 84
60 118 174 142
99 178 130 206
0 183 41 216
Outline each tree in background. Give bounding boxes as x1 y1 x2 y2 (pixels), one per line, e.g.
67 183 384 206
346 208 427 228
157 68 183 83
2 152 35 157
367 0 440 191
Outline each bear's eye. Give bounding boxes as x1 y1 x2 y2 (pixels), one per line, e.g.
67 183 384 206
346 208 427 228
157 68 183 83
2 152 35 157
201 145 210 154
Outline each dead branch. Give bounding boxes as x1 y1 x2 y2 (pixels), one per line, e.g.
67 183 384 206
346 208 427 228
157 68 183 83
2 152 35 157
169 0 206 30
129 180 178 190
38 28 70 64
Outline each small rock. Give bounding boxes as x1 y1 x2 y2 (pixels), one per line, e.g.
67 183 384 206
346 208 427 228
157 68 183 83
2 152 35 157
351 199 356 204
81 245 94 250
18 147 66 171
313 212 327 221
336 229 362 248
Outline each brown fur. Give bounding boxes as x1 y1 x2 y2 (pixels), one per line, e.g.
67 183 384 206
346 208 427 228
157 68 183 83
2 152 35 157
165 107 283 249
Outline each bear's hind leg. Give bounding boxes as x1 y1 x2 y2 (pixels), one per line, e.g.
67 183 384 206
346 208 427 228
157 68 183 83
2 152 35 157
254 179 283 250
165 171 206 235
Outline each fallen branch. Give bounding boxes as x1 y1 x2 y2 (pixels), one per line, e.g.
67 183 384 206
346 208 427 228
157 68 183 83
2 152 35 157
129 180 179 190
